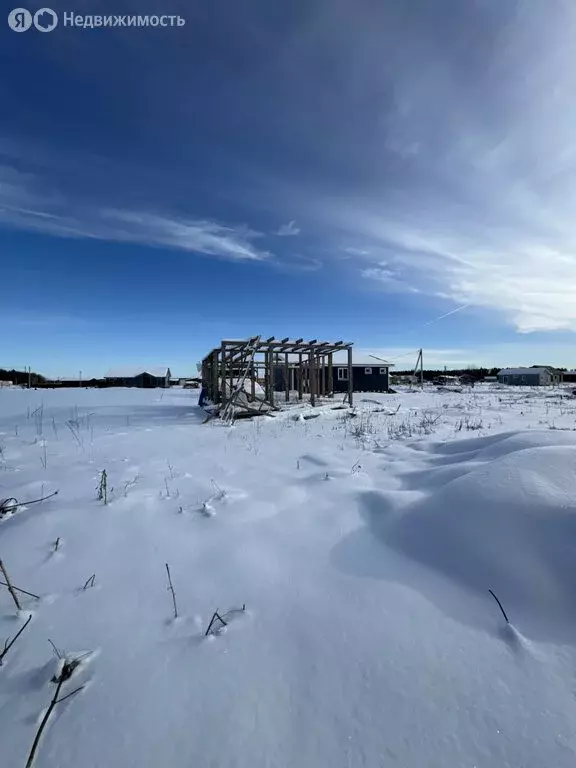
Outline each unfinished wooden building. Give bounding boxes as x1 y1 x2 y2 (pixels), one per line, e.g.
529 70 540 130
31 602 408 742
200 337 354 416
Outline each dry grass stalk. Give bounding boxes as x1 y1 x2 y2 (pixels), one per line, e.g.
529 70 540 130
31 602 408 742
0 558 21 610
25 657 85 768
82 574 96 591
0 613 32 666
165 563 178 619
0 580 40 600
205 611 228 636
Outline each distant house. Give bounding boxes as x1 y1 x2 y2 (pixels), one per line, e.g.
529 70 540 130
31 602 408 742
529 366 563 384
497 367 559 386
331 361 391 393
274 356 393 393
432 375 460 386
564 370 576 384
104 367 171 388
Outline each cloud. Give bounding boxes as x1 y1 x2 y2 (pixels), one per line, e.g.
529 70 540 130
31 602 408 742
344 247 371 256
356 222 576 332
0 165 271 262
103 210 271 261
275 220 300 236
272 254 323 273
248 2 576 335
361 264 421 294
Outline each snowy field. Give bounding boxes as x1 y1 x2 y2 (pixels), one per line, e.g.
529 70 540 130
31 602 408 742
2 383 576 767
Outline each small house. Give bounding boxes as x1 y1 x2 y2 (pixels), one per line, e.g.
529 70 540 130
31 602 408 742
497 367 556 386
104 367 171 388
273 356 392 394
529 366 563 384
331 361 391 393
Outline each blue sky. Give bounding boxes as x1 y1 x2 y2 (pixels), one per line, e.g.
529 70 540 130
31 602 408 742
2 0 576 377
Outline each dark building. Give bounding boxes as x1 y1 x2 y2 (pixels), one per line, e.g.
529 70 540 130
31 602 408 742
331 362 390 393
104 367 171 388
274 360 391 394
497 367 560 386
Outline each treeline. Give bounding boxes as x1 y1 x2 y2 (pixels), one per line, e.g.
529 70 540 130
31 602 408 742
0 368 46 386
393 367 501 382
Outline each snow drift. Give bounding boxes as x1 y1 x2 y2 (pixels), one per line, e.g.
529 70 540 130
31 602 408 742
366 430 576 637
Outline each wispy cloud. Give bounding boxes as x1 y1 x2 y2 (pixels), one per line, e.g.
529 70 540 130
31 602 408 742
275 220 300 236
272 254 323 273
351 218 576 332
0 165 272 262
247 2 576 335
344 247 371 256
103 210 271 261
362 264 421 294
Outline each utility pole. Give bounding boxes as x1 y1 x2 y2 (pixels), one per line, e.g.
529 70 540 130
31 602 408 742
420 348 424 389
79 370 82 387
27 366 31 389
413 349 424 389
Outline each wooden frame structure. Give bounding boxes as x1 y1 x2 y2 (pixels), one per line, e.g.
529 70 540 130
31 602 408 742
201 336 354 414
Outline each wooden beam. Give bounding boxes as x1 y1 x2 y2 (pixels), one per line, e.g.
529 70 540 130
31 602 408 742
298 353 303 400
347 346 353 407
220 343 227 406
284 353 290 402
328 353 333 398
229 344 234 405
309 352 316 407
212 351 219 404
269 351 275 407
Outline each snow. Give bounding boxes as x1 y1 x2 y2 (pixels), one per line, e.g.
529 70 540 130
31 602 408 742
1 384 576 766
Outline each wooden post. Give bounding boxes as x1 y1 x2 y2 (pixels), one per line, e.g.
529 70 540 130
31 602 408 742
321 356 326 397
220 343 227 406
267 351 275 407
328 353 333 398
298 353 303 400
285 353 290 402
212 352 219 403
229 344 234 403
309 352 316 407
347 346 353 407
420 348 424 389
250 356 256 402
